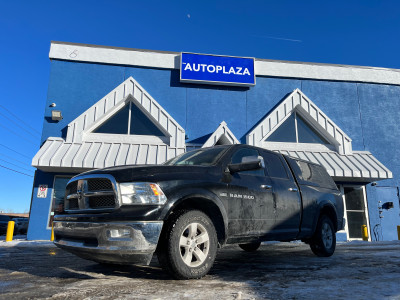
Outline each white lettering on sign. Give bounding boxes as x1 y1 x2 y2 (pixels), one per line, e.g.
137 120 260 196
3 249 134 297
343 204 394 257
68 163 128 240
37 185 48 198
182 63 251 76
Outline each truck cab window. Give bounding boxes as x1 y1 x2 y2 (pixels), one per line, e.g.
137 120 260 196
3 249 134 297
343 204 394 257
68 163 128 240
295 160 337 189
261 152 288 179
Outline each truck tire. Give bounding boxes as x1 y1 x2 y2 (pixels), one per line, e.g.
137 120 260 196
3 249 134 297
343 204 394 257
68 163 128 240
309 215 336 257
157 210 218 279
239 242 261 252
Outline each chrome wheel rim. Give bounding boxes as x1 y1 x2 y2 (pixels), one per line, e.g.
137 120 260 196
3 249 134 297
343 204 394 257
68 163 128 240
179 222 210 267
322 222 333 249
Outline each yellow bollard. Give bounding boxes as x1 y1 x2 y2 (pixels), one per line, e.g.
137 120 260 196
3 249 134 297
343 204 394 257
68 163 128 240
397 226 400 241
6 221 15 242
50 223 54 241
361 225 368 241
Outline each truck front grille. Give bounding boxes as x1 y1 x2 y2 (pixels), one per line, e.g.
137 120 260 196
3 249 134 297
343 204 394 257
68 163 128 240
88 195 116 208
65 175 119 212
87 178 113 191
67 181 78 194
68 199 79 210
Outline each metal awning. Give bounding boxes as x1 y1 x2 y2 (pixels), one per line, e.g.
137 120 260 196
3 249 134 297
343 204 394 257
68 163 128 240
32 138 185 172
33 138 392 182
274 149 392 182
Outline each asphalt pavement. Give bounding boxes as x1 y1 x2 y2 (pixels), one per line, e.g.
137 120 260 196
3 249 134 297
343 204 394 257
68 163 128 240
0 239 399 299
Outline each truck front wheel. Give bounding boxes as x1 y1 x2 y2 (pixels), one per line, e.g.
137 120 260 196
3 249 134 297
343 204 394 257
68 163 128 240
309 215 336 257
157 210 218 279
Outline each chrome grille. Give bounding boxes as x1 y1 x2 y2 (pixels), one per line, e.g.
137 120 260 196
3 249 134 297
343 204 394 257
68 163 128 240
87 178 113 191
68 199 79 210
66 181 78 194
65 175 119 212
89 195 115 208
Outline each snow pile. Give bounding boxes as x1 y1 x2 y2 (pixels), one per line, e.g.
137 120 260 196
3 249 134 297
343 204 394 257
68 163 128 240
0 238 53 247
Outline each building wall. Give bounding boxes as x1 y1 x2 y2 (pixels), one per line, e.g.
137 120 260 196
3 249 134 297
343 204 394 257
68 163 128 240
28 170 76 240
32 59 400 240
358 83 400 241
28 170 55 240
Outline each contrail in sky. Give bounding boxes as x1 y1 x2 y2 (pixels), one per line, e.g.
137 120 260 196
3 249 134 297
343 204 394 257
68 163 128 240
252 35 302 42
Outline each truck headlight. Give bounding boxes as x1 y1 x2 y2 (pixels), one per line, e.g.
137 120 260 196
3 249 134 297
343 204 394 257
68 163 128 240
119 182 167 205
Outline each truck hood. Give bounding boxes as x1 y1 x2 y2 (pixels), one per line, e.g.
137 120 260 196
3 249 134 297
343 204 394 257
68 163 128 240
75 164 218 183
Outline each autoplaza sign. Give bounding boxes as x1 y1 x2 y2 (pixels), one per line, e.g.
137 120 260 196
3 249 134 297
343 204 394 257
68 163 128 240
180 52 255 86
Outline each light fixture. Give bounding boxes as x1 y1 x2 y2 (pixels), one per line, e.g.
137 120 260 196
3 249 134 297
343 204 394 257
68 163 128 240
51 110 63 121
50 103 56 107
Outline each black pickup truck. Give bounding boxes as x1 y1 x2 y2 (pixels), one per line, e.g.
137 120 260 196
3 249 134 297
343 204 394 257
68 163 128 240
54 144 344 279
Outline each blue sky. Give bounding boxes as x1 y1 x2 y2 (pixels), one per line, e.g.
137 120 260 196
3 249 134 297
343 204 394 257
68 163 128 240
0 0 399 213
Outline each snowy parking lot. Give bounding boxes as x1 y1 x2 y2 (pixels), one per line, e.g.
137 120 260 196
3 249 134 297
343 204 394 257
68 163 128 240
0 239 399 299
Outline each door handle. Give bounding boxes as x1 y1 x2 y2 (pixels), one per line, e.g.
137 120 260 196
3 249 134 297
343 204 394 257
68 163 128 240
261 185 272 190
288 187 298 192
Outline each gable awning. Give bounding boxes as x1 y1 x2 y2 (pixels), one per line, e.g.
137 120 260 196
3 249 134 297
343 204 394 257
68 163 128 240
274 149 392 182
246 88 392 182
33 76 186 172
247 89 353 154
202 121 240 148
66 76 185 148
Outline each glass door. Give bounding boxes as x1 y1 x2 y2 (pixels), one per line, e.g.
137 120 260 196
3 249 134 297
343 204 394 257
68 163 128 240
342 186 370 240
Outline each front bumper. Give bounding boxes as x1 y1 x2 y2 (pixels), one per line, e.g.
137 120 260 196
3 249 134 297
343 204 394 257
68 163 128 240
53 221 163 265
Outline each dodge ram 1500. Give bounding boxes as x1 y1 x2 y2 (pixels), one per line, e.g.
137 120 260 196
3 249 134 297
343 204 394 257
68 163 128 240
54 144 344 279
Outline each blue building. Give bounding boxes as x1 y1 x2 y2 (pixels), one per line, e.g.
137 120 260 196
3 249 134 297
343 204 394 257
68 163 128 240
28 41 400 242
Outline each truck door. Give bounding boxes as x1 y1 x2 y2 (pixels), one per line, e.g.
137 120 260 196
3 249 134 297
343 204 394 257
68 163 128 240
226 147 275 238
260 151 301 239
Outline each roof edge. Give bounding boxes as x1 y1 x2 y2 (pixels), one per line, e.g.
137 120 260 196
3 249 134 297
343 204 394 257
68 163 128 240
49 41 400 85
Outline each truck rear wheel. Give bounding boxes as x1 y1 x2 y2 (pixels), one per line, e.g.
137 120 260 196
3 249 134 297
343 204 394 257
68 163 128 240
239 242 261 252
309 215 336 257
157 210 218 279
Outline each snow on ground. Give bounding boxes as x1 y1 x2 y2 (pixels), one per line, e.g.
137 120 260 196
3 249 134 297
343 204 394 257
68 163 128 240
0 235 53 247
0 240 399 299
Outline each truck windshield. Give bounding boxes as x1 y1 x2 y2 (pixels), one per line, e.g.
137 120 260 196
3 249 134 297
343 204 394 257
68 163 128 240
164 147 228 166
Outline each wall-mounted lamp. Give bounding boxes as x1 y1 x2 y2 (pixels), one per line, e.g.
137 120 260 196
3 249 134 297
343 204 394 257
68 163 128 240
50 103 56 107
371 182 377 186
51 110 63 121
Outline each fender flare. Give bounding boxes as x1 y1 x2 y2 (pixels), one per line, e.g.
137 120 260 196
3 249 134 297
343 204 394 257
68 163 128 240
160 188 229 242
312 200 338 233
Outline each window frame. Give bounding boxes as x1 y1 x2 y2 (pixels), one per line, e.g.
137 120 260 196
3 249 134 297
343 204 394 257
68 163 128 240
266 111 329 145
338 184 371 241
260 151 290 180
83 100 171 145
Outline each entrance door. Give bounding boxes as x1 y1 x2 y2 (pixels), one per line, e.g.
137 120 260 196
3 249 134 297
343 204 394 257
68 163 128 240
342 186 370 240
375 187 400 241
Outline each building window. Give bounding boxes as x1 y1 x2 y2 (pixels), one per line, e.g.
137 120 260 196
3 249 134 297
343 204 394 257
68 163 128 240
266 112 329 144
93 102 165 136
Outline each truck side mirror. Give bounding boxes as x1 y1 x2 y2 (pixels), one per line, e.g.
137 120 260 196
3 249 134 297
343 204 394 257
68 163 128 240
227 159 263 174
